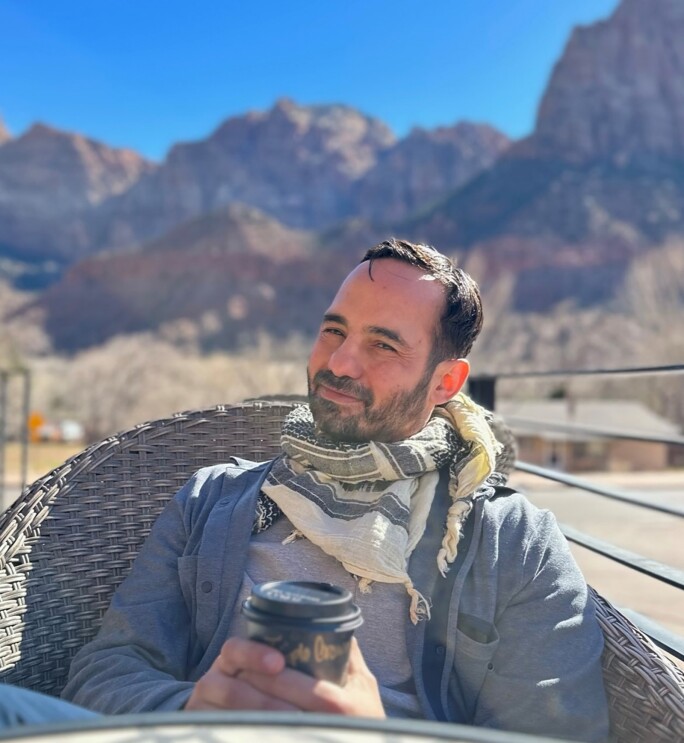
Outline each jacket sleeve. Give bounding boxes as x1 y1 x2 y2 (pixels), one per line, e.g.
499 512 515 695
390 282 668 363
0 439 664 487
61 470 216 713
460 508 610 742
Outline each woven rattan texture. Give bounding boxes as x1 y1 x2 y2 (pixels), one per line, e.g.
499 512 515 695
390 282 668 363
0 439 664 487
0 401 297 695
591 587 684 742
0 400 682 741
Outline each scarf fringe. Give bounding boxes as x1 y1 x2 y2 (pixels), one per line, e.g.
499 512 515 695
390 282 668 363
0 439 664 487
355 576 431 625
358 577 373 594
437 498 473 574
407 583 431 624
282 528 303 545
436 394 501 572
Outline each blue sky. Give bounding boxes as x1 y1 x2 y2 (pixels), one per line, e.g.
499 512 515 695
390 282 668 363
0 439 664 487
1 0 620 161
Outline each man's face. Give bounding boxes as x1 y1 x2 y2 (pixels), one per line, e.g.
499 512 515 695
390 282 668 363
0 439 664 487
307 259 448 443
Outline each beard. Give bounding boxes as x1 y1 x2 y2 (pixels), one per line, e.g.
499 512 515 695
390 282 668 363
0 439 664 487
307 366 433 444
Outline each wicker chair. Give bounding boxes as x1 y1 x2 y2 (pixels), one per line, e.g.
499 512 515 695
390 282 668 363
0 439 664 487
0 400 682 742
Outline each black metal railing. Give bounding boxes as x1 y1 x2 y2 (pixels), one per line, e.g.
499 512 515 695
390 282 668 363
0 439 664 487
469 363 684 661
514 462 684 517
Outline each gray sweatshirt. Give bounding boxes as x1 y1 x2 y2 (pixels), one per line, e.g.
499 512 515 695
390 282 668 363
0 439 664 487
62 459 609 742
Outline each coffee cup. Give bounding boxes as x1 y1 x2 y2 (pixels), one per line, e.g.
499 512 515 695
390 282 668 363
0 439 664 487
242 580 363 685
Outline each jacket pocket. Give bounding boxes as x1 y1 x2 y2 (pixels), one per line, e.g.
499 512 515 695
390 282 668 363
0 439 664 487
452 616 500 720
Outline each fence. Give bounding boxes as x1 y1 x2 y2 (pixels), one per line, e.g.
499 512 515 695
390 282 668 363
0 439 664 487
469 363 684 662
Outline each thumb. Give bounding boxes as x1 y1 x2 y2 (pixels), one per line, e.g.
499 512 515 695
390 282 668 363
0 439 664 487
345 636 370 674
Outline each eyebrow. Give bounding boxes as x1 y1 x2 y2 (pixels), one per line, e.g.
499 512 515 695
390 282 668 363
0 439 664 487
322 313 409 349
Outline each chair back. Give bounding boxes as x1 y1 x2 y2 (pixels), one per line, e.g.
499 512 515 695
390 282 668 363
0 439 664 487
0 401 296 695
590 587 684 742
0 400 682 741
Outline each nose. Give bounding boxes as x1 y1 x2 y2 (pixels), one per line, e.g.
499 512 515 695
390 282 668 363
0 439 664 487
327 338 363 380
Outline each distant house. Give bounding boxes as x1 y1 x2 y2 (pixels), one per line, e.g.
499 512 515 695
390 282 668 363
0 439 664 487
497 399 681 472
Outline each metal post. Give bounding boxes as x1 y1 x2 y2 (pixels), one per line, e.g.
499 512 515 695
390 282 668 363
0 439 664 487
469 375 497 411
0 371 6 506
20 369 31 493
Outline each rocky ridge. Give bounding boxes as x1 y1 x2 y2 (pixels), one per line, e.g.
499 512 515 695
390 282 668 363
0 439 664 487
353 122 509 223
405 0 684 311
0 118 10 146
38 204 350 351
88 98 397 253
534 0 684 163
0 124 153 264
0 99 508 274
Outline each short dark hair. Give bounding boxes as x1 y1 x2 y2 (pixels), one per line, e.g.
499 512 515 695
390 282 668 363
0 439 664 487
360 238 483 363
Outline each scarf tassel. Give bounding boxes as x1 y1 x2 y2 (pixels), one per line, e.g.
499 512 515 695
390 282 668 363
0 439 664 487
407 583 431 624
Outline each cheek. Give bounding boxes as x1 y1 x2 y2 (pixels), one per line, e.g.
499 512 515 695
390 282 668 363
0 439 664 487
366 364 411 396
372 364 431 401
370 356 414 380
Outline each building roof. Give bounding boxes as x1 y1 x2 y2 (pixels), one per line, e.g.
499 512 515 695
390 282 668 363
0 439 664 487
497 399 682 442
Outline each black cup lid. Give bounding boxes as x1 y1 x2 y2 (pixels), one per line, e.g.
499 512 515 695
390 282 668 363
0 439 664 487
243 581 362 625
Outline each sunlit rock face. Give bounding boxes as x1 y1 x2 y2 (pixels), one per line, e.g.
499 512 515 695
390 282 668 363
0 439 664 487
534 0 684 164
403 0 684 312
0 123 153 262
352 122 510 224
89 99 397 254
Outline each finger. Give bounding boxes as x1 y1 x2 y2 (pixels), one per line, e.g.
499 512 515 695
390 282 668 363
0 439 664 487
190 669 300 712
239 667 343 713
218 637 285 677
345 637 369 674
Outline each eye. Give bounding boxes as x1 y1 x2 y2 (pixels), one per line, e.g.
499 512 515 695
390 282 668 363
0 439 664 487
375 341 397 352
321 326 345 338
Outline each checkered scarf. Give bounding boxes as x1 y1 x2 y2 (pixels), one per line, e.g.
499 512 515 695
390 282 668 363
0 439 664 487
259 392 501 623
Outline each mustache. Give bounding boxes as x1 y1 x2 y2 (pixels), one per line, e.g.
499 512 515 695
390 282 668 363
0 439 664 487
312 369 373 405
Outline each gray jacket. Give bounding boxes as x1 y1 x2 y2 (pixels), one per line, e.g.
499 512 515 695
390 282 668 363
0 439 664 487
63 459 609 741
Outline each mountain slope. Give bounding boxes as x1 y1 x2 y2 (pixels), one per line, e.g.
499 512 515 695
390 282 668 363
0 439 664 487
88 99 396 252
0 124 153 267
36 204 332 350
405 0 684 310
0 118 10 146
353 122 510 223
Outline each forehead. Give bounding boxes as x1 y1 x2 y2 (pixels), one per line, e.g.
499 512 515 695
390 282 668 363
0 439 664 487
328 259 445 340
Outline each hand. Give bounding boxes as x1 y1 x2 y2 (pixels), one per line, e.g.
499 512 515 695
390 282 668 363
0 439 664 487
239 637 386 718
184 637 295 711
185 636 385 718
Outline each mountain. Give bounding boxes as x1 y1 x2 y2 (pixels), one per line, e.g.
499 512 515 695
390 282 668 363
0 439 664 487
0 124 153 271
36 204 339 351
0 100 509 286
353 122 510 223
534 0 684 163
5 0 684 367
30 203 398 352
0 118 10 146
0 100 511 339
405 0 684 311
87 99 396 253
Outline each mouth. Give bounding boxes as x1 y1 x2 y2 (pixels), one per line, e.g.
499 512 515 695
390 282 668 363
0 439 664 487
316 383 363 406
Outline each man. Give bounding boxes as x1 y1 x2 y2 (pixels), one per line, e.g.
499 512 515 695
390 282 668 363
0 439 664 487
59 239 608 739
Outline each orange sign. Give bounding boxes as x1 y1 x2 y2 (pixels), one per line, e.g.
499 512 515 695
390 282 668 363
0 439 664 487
28 411 46 443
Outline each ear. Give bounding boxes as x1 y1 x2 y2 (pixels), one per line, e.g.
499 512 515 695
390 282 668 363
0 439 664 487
430 359 470 405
